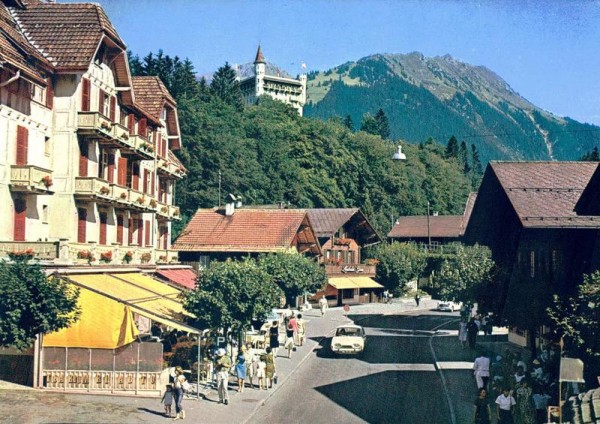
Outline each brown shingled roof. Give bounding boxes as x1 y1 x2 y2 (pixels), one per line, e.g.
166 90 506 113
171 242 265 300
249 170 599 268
490 161 600 228
13 2 124 69
306 208 359 237
388 215 465 238
132 76 176 119
173 208 319 254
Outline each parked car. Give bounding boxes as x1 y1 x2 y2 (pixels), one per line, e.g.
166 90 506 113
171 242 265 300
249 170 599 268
331 324 366 355
437 301 461 312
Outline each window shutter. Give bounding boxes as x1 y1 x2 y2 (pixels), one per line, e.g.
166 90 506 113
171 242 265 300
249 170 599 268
15 126 28 165
138 118 147 137
151 171 155 196
13 198 26 241
117 215 124 245
128 218 133 245
163 227 169 250
143 169 149 194
137 219 144 246
118 157 128 186
79 140 88 176
145 220 151 247
128 114 135 135
98 88 105 114
107 154 115 183
81 78 90 112
45 77 54 109
77 207 87 243
109 96 116 121
99 212 107 245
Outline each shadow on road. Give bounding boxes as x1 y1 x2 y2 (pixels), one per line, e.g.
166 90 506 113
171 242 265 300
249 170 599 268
138 407 168 417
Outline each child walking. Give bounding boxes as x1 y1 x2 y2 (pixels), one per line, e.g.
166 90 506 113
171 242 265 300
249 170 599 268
161 384 174 417
257 354 267 390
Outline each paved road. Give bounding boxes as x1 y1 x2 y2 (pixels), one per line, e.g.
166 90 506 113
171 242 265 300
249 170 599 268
247 310 467 424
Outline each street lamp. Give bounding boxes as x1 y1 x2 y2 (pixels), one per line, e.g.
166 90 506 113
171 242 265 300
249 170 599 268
392 145 406 161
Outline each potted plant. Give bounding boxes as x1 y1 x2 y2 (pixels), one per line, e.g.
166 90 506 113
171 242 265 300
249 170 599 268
149 199 157 208
120 192 128 200
41 176 53 188
123 251 133 264
77 250 95 264
99 186 110 195
8 248 34 261
100 121 111 131
99 251 113 263
158 255 167 263
137 196 145 205
141 252 152 263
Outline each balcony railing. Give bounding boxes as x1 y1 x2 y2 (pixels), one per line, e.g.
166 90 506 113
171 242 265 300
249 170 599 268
324 263 376 276
156 201 181 220
157 157 185 179
128 134 154 160
155 249 179 264
10 165 54 194
77 112 113 140
74 177 113 203
0 241 59 260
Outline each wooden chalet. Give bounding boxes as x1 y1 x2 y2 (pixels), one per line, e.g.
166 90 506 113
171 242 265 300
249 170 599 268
306 208 383 306
464 161 600 349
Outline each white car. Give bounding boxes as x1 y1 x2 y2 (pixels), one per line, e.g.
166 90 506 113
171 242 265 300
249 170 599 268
331 324 366 355
437 301 461 312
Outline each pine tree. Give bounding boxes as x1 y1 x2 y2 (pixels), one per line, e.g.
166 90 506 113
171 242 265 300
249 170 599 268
580 146 600 161
374 109 390 139
471 144 483 176
360 113 379 136
343 115 354 131
459 140 470 174
210 62 244 111
445 136 459 158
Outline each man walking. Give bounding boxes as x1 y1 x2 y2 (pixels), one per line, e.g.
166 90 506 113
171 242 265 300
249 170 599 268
414 294 421 307
473 351 490 390
296 313 306 346
319 296 328 316
215 348 232 405
467 318 479 349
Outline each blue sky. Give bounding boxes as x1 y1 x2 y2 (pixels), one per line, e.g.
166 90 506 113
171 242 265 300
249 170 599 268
90 0 600 125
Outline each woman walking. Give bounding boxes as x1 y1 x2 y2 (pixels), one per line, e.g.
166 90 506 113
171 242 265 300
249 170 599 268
269 320 280 357
243 343 256 389
459 320 468 349
172 366 186 420
515 379 536 424
235 348 247 393
265 347 276 389
473 388 491 424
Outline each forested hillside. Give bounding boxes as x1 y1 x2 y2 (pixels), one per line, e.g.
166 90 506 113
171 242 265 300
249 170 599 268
129 52 476 236
305 53 600 163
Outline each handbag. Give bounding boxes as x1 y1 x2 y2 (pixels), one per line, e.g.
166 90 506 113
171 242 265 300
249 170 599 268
273 373 278 384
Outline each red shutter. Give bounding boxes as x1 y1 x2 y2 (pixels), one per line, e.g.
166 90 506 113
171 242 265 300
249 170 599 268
118 157 127 186
15 126 28 165
138 118 147 137
79 140 88 176
99 212 107 245
151 171 155 196
128 114 135 135
132 163 139 190
107 154 115 183
109 96 116 121
117 215 124 245
143 169 148 194
98 88 105 114
13 198 26 241
81 78 90 112
137 219 144 246
144 220 151 247
128 218 133 245
45 77 54 109
77 207 87 243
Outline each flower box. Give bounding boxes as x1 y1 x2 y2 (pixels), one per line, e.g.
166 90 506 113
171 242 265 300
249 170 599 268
123 251 133 264
41 176 53 188
99 251 113 263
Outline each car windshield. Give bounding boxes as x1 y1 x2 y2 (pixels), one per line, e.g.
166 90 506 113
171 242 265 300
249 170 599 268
336 327 361 336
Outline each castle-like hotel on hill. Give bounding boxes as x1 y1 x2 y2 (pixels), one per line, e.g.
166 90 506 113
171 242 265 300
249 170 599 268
239 46 307 116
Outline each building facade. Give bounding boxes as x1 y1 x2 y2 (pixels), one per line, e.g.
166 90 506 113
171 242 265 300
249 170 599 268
0 0 185 266
239 45 307 116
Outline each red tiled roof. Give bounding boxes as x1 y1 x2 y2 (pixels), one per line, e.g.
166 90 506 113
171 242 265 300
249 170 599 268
13 2 124 69
490 161 600 228
306 208 359 238
173 208 315 252
155 268 197 290
388 215 464 238
132 76 176 120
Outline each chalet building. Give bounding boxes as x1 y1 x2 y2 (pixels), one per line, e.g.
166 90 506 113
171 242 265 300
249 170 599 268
239 45 307 116
464 162 600 349
0 0 198 395
306 208 383 306
388 193 477 248
173 201 321 269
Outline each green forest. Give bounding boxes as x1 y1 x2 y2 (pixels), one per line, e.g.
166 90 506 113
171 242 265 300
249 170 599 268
129 52 477 237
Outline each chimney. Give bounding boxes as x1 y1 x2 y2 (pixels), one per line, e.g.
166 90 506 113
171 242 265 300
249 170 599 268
225 193 237 216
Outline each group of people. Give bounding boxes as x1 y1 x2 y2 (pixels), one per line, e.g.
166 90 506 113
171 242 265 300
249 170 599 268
459 313 494 350
471 347 560 424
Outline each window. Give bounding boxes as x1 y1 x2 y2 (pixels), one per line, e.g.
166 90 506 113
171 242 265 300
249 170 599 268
99 211 107 245
44 136 51 156
98 149 109 180
42 205 48 224
14 198 27 241
77 207 87 243
161 107 167 120
30 84 45 104
15 126 28 165
98 89 110 116
81 78 91 112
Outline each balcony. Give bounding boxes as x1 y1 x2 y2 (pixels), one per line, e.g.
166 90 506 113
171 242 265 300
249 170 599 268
324 263 376 277
10 165 54 194
127 135 154 160
74 177 113 204
157 157 185 179
0 241 59 261
67 242 156 265
156 201 181 221
155 249 179 264
77 112 113 141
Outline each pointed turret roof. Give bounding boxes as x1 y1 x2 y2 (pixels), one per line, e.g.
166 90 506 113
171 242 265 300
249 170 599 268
254 44 265 64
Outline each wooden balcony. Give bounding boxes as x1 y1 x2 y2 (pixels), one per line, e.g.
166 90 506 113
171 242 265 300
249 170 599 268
77 112 113 141
156 201 181 221
324 263 376 277
157 157 185 179
10 165 54 194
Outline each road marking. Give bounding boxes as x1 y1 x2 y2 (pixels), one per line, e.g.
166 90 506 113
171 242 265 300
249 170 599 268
371 363 437 372
436 361 474 370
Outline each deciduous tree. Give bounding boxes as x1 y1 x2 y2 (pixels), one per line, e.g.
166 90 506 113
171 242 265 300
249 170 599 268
367 242 428 295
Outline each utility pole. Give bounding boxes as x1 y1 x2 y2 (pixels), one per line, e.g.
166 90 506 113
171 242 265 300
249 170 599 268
218 170 222 208
427 201 431 251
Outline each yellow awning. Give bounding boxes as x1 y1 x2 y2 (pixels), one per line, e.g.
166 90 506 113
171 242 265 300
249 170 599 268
43 286 138 349
67 273 200 334
328 276 384 290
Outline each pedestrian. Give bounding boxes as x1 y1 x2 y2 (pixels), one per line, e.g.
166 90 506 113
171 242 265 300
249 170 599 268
289 313 298 345
513 366 526 386
467 318 479 349
485 314 493 335
265 346 276 389
235 348 247 393
319 295 328 316
532 388 551 424
459 320 468 349
480 315 488 336
474 388 492 424
296 313 306 346
495 387 516 424
269 320 280 357
243 343 256 389
172 366 186 420
215 348 231 405
284 317 294 358
256 354 267 390
473 351 491 390
161 384 174 418
415 293 421 306
515 379 536 424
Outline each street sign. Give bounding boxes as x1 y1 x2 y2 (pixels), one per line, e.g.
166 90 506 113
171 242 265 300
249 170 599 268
559 357 585 383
